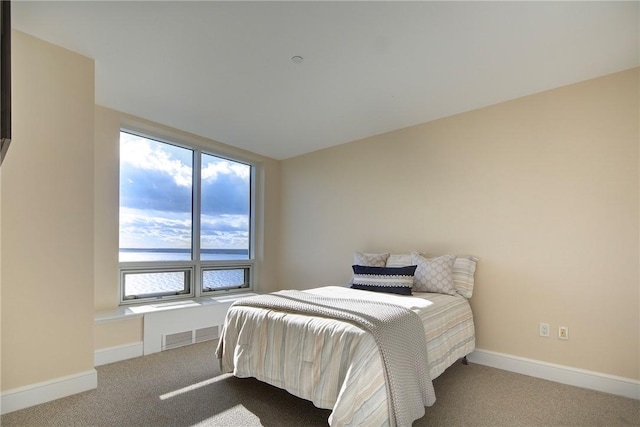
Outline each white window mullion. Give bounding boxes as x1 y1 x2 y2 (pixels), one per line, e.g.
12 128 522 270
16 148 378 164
192 150 202 297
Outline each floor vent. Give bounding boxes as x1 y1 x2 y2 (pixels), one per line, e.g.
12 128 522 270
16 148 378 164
162 326 220 351
163 331 193 351
195 326 219 343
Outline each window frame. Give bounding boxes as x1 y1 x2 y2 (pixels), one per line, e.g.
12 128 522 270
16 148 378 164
118 128 257 305
121 265 194 302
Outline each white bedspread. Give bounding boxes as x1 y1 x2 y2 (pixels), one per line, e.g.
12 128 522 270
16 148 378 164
216 286 473 426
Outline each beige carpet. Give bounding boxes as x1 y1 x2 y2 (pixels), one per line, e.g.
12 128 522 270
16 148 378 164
2 340 638 426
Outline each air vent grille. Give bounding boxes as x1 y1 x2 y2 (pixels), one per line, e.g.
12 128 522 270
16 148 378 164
195 326 219 343
163 331 193 351
161 326 220 351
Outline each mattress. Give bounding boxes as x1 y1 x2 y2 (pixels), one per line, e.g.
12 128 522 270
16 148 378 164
217 286 475 426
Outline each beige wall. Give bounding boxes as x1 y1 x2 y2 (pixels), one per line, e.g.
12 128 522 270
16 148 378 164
92 107 281 347
279 68 640 380
94 106 121 310
1 31 95 390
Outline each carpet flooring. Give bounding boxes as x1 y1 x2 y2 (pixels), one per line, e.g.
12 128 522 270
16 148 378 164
2 340 638 426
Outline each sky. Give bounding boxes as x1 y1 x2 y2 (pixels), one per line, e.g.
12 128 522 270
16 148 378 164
119 132 250 253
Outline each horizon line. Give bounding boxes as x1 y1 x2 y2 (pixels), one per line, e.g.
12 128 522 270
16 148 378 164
119 248 248 253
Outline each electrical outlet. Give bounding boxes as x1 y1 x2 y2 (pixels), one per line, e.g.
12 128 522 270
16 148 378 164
558 326 569 340
539 323 550 337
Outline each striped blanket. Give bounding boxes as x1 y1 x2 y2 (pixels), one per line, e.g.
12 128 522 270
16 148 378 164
216 290 436 427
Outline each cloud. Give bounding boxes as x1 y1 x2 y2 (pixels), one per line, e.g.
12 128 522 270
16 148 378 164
202 154 250 181
119 208 192 248
201 173 249 215
119 132 251 251
201 153 250 215
201 214 247 231
199 214 249 250
120 132 251 216
200 230 249 251
120 163 193 213
119 208 249 250
120 132 192 186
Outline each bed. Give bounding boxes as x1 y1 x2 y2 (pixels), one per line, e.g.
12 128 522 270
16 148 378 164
216 253 477 427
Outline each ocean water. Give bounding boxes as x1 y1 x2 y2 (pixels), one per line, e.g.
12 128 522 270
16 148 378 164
121 249 249 296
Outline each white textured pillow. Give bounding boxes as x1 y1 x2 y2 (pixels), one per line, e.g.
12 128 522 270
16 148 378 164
452 256 479 298
353 251 390 267
386 253 413 267
411 252 457 295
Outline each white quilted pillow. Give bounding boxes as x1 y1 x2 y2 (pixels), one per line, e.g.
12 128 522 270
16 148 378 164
353 251 390 267
411 252 457 295
386 253 413 267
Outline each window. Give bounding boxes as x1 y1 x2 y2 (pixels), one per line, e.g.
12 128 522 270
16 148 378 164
119 130 254 303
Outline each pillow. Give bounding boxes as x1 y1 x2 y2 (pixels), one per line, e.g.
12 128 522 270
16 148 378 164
386 253 413 267
351 265 417 295
353 251 390 267
452 255 479 298
411 252 457 295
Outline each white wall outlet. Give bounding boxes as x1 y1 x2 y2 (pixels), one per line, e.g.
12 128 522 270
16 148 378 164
558 326 569 340
539 323 550 337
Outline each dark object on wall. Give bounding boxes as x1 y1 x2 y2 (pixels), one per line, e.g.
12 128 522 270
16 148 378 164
0 0 11 165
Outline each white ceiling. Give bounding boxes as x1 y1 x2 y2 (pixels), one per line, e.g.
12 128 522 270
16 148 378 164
12 1 640 160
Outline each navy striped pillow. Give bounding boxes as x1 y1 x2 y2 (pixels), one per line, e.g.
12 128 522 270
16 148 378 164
351 265 417 295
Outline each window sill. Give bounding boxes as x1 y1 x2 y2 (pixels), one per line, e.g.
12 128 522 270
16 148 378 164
95 292 259 324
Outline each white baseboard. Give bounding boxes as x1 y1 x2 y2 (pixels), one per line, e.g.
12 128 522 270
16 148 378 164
467 349 640 400
94 342 143 366
1 369 97 415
